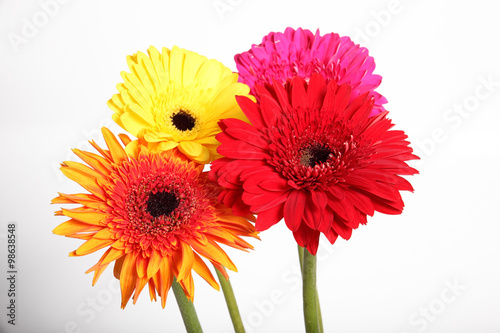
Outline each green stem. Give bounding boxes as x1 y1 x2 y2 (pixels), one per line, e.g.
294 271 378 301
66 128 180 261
215 266 246 333
303 248 320 333
298 245 304 271
298 246 324 333
172 278 203 333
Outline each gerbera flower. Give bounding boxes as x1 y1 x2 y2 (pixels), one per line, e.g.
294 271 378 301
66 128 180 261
235 27 387 116
108 46 252 164
52 128 257 308
210 74 418 255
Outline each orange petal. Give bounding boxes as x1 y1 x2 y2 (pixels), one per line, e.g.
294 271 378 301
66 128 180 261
93 228 115 240
188 239 237 272
147 249 162 279
159 257 174 308
60 166 106 200
179 273 195 302
63 161 102 179
136 254 148 278
99 247 124 266
72 149 112 175
120 252 139 309
148 280 157 302
133 277 149 304
53 219 102 236
118 133 132 146
192 252 219 291
92 262 110 286
174 242 194 281
102 127 128 164
75 238 114 256
61 209 106 226
114 256 125 279
212 262 228 279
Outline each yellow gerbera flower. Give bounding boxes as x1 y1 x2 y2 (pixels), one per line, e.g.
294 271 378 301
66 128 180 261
52 127 257 308
108 46 252 164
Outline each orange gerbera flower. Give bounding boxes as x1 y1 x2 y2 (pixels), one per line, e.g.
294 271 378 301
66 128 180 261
52 127 257 308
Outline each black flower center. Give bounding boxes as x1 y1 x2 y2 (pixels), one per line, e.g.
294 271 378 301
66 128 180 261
146 191 180 218
171 110 196 131
300 144 332 167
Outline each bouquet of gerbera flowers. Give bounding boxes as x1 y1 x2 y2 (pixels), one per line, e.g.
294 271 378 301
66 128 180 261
52 28 417 333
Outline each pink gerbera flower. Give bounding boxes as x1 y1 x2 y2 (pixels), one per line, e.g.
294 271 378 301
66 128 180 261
235 27 387 116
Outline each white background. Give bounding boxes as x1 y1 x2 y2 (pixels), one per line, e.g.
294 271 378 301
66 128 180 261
1 0 499 332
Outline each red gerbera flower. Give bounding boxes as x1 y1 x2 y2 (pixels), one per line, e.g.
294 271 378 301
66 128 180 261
210 74 418 254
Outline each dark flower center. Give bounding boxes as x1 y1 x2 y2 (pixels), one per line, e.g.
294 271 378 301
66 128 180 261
171 110 196 131
146 191 180 217
300 144 332 167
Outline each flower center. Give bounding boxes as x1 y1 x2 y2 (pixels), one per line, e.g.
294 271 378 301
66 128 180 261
300 144 332 167
146 190 180 218
171 110 196 131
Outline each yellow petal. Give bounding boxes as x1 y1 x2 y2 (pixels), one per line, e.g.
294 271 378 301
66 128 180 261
107 94 125 115
178 141 202 158
156 140 179 151
194 145 210 164
169 46 186 85
120 105 151 137
205 83 249 123
124 140 140 158
120 72 150 108
147 46 168 89
138 51 160 94
144 132 174 142
192 136 219 145
181 49 206 86
195 59 224 90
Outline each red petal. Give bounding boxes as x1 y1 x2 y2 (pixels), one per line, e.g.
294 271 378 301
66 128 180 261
323 228 339 245
236 95 264 128
283 190 307 232
272 79 292 112
291 77 308 110
221 118 269 149
293 224 320 255
306 74 327 110
259 91 283 127
255 203 284 231
331 218 353 240
217 140 269 160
